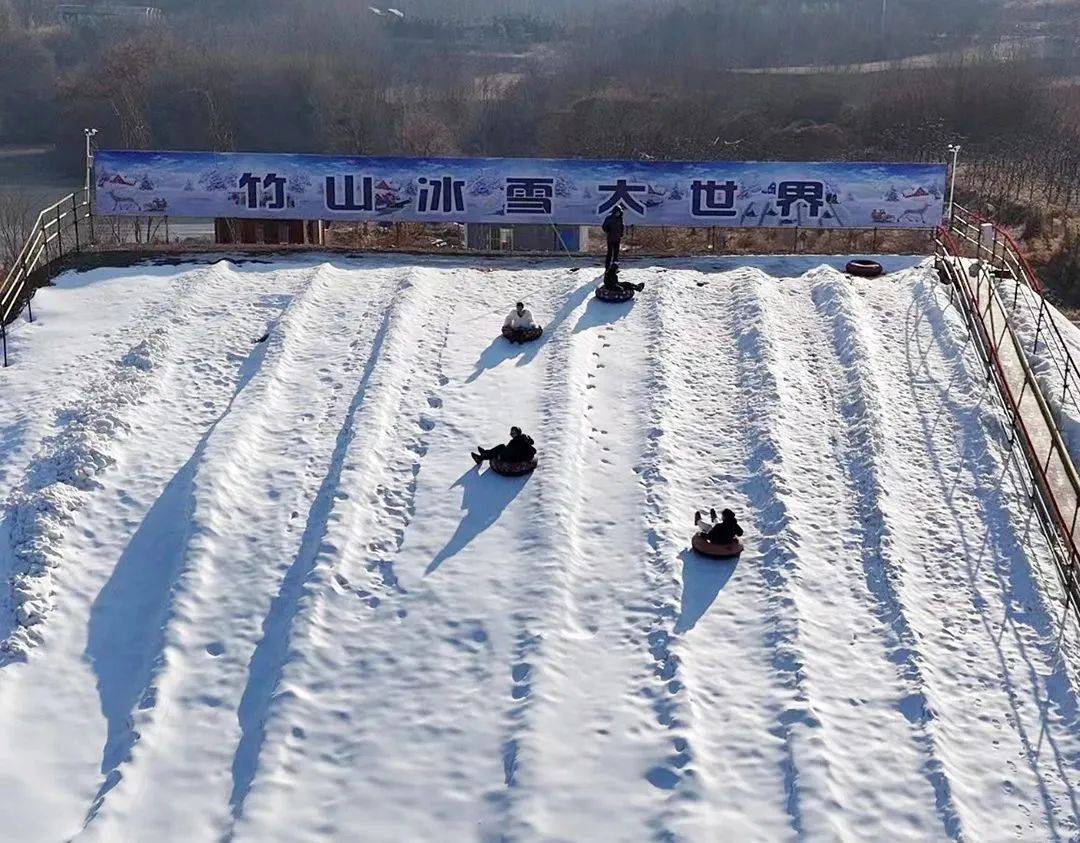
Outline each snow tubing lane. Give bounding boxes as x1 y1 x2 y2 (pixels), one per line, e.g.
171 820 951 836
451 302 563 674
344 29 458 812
502 325 544 344
491 457 538 477
692 534 744 559
596 285 635 303
845 259 884 278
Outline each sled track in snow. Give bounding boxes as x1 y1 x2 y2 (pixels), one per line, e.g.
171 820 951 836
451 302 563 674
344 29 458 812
809 274 963 838
486 272 593 838
1 262 284 664
728 273 814 838
230 267 476 840
1 257 1080 842
81 263 374 831
227 268 455 833
639 273 774 839
898 277 1080 837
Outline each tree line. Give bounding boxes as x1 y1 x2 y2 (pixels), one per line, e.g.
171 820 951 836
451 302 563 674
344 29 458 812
0 0 1078 295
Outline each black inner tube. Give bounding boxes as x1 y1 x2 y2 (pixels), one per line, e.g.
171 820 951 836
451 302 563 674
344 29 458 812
845 259 884 277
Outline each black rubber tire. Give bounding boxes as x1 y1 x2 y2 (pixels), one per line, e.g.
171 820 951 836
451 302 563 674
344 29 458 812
595 285 635 303
490 457 538 477
845 259 884 278
692 534 744 559
501 325 544 344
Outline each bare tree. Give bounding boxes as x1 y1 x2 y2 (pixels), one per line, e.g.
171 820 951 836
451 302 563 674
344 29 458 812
311 65 395 155
0 189 36 278
400 109 459 157
90 38 163 149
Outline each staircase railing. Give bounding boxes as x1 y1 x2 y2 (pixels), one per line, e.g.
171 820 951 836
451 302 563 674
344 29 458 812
935 226 1080 621
0 188 93 367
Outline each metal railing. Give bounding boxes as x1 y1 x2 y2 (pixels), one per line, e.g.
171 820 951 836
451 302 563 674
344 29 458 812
935 227 1080 621
0 188 93 367
948 204 1080 426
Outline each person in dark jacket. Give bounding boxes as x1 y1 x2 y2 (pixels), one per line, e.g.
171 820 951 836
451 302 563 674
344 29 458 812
473 426 536 465
695 508 743 544
602 206 625 270
603 262 644 293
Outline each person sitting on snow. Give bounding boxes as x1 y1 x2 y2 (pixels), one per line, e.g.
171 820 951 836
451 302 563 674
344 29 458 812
504 302 536 331
472 426 536 466
603 262 644 293
695 508 743 545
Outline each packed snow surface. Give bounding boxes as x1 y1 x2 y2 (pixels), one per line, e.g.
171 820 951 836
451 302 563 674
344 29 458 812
1 255 1079 842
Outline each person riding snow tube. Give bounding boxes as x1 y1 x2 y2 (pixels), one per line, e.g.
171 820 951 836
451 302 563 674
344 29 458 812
596 263 643 302
502 301 543 343
472 426 538 476
692 508 744 558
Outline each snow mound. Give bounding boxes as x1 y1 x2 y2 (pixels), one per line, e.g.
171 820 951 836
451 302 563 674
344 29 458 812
120 328 168 371
2 327 172 658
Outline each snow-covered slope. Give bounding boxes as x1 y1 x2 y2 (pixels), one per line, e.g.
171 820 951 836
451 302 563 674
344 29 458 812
0 255 1078 842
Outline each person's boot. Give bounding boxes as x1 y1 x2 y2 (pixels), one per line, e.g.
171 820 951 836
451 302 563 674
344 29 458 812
472 451 484 465
710 508 717 522
635 282 645 292
694 510 703 526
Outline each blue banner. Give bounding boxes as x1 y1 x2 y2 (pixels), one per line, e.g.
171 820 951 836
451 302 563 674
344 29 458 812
94 150 947 229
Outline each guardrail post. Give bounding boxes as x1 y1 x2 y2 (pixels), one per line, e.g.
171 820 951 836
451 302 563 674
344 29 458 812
87 191 95 245
20 251 32 323
1 319 6 368
55 205 63 257
23 276 33 323
1034 300 1046 356
38 217 47 266
72 194 80 253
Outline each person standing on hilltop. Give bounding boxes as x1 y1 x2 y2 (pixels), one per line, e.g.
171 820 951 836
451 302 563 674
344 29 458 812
602 205 625 270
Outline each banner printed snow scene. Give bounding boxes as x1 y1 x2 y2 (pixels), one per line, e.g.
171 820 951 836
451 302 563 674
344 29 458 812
94 150 948 229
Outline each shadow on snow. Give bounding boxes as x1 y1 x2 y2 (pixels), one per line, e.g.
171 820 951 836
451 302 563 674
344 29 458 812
81 302 283 824
674 548 738 634
426 465 531 575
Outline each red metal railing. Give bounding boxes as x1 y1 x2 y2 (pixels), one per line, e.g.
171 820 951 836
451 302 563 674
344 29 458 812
949 205 1080 419
935 226 1080 619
